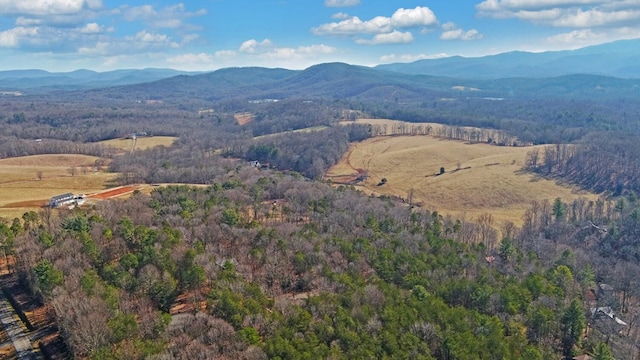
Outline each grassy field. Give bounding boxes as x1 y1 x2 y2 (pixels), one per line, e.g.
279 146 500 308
0 154 118 219
253 126 330 140
326 135 598 225
98 136 177 152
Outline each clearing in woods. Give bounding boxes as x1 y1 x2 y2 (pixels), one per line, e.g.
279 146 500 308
235 112 254 126
0 154 118 218
326 135 598 225
98 135 176 152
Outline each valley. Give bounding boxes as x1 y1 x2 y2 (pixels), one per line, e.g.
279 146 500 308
0 39 640 359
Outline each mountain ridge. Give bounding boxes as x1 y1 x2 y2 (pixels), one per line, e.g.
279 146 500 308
375 38 640 79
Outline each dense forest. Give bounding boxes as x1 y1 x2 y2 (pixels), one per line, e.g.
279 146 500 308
525 132 640 196
5 164 625 359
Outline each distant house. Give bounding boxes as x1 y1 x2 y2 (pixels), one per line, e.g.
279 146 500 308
591 306 628 326
49 193 75 208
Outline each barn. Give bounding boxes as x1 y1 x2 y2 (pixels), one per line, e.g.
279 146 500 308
49 193 75 208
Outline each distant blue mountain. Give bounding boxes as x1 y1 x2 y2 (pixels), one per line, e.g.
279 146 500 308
0 68 202 91
375 38 640 79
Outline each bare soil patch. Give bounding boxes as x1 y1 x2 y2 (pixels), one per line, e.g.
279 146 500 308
234 112 254 126
86 185 140 200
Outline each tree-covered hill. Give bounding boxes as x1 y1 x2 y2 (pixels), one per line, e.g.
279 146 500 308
7 162 605 359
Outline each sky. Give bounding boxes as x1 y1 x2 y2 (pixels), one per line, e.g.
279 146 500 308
0 0 639 72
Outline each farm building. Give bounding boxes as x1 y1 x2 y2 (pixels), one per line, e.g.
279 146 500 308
49 193 75 208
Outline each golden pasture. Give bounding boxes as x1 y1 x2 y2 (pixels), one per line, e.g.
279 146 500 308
326 135 598 225
98 136 176 152
0 154 118 219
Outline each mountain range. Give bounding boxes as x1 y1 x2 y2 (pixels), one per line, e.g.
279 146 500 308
1 38 639 100
0 68 201 92
376 38 640 79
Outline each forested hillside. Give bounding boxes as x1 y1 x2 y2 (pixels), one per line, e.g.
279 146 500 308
7 164 613 359
524 132 640 195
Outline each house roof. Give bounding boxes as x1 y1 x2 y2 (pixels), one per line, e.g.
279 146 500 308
50 193 74 201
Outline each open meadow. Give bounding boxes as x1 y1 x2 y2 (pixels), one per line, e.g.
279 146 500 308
326 134 598 225
97 135 177 152
0 154 118 219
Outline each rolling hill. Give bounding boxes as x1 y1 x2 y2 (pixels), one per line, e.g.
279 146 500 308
87 61 640 105
0 68 202 92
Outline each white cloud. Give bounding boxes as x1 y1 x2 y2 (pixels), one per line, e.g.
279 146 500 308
325 0 361 7
332 12 350 19
312 16 392 35
0 27 39 48
78 41 110 55
439 23 483 40
477 0 605 12
167 52 215 67
551 8 640 27
545 29 601 44
390 7 438 27
122 3 206 29
79 22 103 34
380 53 449 63
356 31 414 45
476 0 640 28
215 50 236 58
239 38 273 53
132 30 170 44
0 0 102 16
291 44 337 55
312 5 438 43
237 39 336 58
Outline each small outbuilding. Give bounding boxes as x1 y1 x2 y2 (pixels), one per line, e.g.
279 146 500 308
49 193 75 208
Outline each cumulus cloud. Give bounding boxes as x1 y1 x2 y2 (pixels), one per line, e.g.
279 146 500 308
0 0 102 16
312 6 438 45
546 28 602 44
237 39 336 59
390 7 438 27
356 31 414 45
477 0 605 12
551 8 640 27
79 22 107 34
122 3 206 29
312 16 392 35
325 0 361 7
239 38 273 53
440 22 483 40
380 53 449 63
476 0 640 28
0 27 39 48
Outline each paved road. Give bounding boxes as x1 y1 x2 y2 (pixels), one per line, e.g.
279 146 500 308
0 291 38 359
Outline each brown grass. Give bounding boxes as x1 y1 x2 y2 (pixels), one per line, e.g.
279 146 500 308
98 136 176 152
0 154 119 219
326 135 598 225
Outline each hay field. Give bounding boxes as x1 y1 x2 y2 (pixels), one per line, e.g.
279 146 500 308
326 135 598 225
98 136 176 152
0 154 118 219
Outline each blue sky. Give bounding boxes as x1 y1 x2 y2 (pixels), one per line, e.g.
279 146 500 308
0 0 639 72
